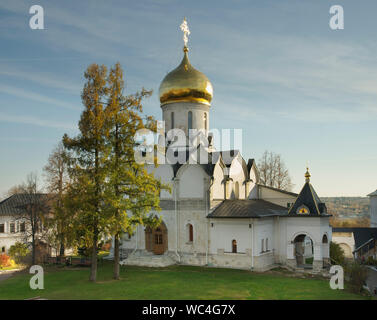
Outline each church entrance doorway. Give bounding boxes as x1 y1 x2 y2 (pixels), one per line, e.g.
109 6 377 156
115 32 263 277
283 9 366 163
145 221 168 255
293 234 314 269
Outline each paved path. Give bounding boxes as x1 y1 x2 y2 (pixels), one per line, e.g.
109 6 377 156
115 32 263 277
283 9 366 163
0 269 21 283
366 267 377 296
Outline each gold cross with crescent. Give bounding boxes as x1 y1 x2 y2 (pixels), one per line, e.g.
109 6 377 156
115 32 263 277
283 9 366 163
180 17 190 48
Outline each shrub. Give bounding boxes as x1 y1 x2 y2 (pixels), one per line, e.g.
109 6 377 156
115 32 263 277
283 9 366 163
330 241 345 266
345 262 368 293
8 242 30 264
0 253 11 268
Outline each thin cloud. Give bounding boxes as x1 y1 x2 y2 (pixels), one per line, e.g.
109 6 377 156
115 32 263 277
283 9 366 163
0 84 79 110
0 112 76 130
0 67 81 94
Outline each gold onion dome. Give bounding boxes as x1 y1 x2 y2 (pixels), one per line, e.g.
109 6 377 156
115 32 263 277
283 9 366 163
159 46 213 106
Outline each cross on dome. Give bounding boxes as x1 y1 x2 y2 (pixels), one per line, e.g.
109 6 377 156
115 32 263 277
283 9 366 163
180 17 190 48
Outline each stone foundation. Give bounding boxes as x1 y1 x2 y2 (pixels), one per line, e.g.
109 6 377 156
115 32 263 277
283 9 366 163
286 259 297 269
312 260 323 273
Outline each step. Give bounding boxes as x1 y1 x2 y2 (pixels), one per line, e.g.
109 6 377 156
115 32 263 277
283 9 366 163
120 254 176 267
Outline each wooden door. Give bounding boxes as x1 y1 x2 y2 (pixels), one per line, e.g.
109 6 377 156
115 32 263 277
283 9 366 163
153 227 164 255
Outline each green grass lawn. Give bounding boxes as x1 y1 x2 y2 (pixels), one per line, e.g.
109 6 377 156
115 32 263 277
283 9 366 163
0 261 372 300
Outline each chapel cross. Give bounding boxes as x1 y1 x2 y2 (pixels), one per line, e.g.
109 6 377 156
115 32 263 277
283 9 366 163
180 17 190 48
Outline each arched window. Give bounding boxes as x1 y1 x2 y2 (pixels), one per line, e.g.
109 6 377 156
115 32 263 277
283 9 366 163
234 182 239 199
171 112 175 129
232 239 237 253
261 239 264 252
266 238 269 251
322 234 328 244
204 113 207 131
188 111 193 131
297 205 310 214
188 224 193 242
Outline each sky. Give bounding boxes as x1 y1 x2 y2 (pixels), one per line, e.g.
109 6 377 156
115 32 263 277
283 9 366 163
0 0 376 197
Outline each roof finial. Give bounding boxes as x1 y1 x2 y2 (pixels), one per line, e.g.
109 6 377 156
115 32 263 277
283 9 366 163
180 17 190 52
305 166 311 182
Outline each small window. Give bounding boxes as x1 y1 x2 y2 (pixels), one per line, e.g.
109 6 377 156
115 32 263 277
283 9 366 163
188 224 193 242
155 234 163 245
232 239 237 253
188 111 193 131
0 224 4 233
297 205 310 214
204 113 207 131
1 247 5 253
261 239 264 252
20 222 26 233
234 182 239 199
10 223 15 233
171 112 175 129
266 238 269 251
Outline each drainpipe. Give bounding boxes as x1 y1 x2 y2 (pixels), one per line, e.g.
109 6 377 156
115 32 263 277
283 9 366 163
175 178 181 262
251 220 254 270
206 177 214 265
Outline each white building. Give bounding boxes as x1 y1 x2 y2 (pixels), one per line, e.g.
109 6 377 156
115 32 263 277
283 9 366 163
109 30 332 273
0 193 53 260
0 194 32 254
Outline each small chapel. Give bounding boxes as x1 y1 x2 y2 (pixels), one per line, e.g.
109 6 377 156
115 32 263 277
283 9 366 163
109 19 332 272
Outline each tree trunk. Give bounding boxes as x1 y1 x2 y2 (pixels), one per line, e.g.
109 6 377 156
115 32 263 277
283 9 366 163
89 233 98 282
31 233 36 265
114 233 120 280
60 242 65 257
59 231 65 257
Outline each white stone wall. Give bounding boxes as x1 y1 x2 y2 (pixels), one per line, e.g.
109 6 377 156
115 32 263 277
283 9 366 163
229 155 246 200
254 218 274 255
161 102 210 136
178 164 206 199
209 219 253 254
212 163 225 200
332 232 355 258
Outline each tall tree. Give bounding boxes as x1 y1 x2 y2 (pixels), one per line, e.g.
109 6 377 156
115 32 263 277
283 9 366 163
105 63 168 279
63 64 110 282
43 142 74 258
258 151 293 191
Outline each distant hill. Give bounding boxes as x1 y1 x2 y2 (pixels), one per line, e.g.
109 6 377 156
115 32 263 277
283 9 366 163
322 197 370 218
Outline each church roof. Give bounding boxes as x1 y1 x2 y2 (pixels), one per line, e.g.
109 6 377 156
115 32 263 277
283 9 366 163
288 169 329 217
207 199 288 219
0 193 49 215
367 190 377 197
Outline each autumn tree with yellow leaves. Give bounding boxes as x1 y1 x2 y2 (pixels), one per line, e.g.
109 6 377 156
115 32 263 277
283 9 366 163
63 63 167 282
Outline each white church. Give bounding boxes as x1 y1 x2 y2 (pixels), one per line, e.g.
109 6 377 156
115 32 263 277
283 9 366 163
109 20 332 273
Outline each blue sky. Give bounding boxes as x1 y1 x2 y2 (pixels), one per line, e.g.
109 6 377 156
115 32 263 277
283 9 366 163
0 0 376 197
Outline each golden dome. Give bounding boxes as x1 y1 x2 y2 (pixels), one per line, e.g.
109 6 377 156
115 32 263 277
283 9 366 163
159 47 213 106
